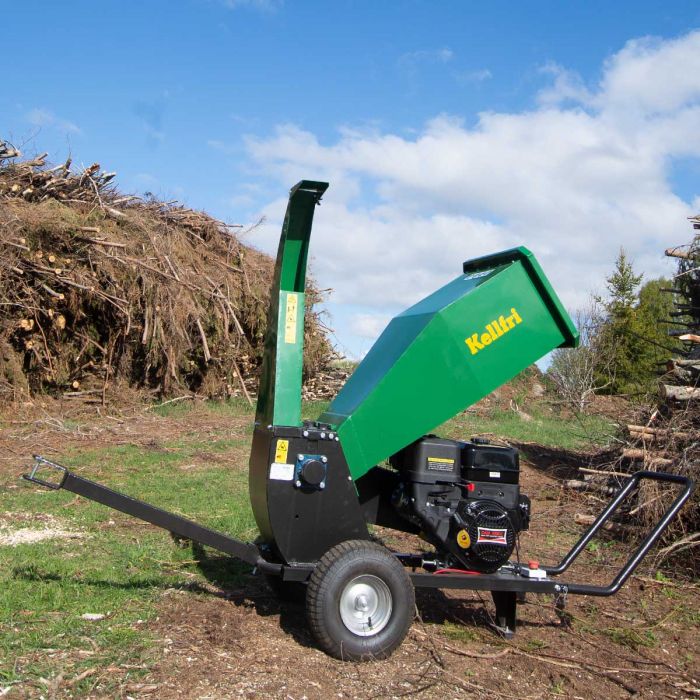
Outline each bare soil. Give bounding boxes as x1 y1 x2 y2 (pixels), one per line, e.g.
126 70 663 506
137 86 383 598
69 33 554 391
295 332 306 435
2 404 698 699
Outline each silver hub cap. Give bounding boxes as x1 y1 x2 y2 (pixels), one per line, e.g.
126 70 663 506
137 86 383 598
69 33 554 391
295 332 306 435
339 575 392 636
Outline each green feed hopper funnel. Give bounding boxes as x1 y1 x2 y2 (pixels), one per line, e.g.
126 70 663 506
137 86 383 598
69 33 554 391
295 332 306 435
320 248 579 480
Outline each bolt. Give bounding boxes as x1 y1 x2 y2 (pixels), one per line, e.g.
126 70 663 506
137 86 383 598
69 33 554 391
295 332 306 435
335 436 339 441
303 430 309 438
554 584 561 592
321 455 328 463
320 481 326 489
347 476 352 481
320 432 327 439
295 480 302 488
329 432 335 440
297 454 304 461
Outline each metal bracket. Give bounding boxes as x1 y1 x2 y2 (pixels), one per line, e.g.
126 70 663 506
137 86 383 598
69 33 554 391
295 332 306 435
554 585 570 628
24 455 68 490
491 590 517 639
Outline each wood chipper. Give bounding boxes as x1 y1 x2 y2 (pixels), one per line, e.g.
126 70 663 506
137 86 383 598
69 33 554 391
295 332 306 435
25 181 694 661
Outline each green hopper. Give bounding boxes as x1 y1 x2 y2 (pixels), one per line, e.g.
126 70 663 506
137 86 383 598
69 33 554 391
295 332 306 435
321 247 580 479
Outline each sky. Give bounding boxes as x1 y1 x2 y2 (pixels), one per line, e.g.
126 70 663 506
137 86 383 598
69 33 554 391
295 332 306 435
3 1 700 359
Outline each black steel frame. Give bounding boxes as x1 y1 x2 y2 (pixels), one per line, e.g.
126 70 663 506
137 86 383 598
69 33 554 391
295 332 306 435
23 456 282 575
23 457 693 628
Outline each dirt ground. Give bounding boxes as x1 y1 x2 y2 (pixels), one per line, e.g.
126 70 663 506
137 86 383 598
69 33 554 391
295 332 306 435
2 400 699 699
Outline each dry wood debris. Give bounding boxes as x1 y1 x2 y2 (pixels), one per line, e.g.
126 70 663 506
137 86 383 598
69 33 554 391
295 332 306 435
563 215 700 572
0 140 334 404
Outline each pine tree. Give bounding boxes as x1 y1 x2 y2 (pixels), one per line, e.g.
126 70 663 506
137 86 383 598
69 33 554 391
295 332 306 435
606 248 643 311
597 249 644 394
596 251 678 396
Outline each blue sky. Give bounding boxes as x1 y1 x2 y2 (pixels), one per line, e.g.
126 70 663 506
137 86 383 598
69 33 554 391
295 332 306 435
4 1 700 357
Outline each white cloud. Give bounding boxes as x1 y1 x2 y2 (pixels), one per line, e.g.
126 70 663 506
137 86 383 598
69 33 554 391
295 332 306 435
350 314 392 340
537 63 593 106
398 48 454 71
27 108 81 135
598 32 700 114
243 30 700 351
454 68 493 84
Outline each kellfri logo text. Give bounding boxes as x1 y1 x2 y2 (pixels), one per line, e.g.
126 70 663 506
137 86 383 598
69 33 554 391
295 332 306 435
465 308 522 356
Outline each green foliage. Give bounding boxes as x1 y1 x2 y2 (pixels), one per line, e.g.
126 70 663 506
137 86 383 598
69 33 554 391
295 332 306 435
636 277 682 371
595 250 679 396
596 249 644 393
606 248 643 311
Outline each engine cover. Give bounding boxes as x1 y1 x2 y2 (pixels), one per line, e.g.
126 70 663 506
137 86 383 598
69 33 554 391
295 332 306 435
451 500 516 572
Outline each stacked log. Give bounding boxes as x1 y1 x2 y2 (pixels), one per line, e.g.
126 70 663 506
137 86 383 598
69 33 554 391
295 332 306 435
301 366 353 401
662 218 700 402
564 216 700 569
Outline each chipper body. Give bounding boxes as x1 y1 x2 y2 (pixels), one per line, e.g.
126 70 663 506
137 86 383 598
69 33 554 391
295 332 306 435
25 180 695 661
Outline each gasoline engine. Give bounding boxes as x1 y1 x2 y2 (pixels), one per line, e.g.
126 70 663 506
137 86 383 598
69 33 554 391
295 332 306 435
390 436 530 573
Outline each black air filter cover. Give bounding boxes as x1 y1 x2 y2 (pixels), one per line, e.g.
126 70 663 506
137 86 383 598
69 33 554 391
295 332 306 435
461 442 520 485
390 436 461 484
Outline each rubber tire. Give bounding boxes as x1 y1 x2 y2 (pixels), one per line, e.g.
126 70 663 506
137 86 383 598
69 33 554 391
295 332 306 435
264 574 307 604
306 540 415 661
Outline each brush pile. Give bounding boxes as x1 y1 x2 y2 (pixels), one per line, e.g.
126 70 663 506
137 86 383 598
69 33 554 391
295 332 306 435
0 141 334 404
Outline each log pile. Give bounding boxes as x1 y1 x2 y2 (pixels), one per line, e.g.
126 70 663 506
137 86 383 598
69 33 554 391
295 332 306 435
0 140 335 404
301 365 353 401
564 217 700 571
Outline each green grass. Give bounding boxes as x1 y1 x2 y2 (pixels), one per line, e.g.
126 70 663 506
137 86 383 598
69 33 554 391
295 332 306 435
602 626 659 651
441 622 482 643
0 414 258 694
443 405 613 451
1 396 612 693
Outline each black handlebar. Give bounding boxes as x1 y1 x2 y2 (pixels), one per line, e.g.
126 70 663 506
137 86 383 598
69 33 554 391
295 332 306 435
543 470 694 596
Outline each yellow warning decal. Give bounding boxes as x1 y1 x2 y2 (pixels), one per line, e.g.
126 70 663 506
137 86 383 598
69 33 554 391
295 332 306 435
427 456 456 473
457 530 471 549
284 293 298 344
274 439 289 463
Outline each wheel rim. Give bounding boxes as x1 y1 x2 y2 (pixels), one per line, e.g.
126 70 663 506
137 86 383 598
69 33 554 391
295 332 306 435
339 574 392 637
